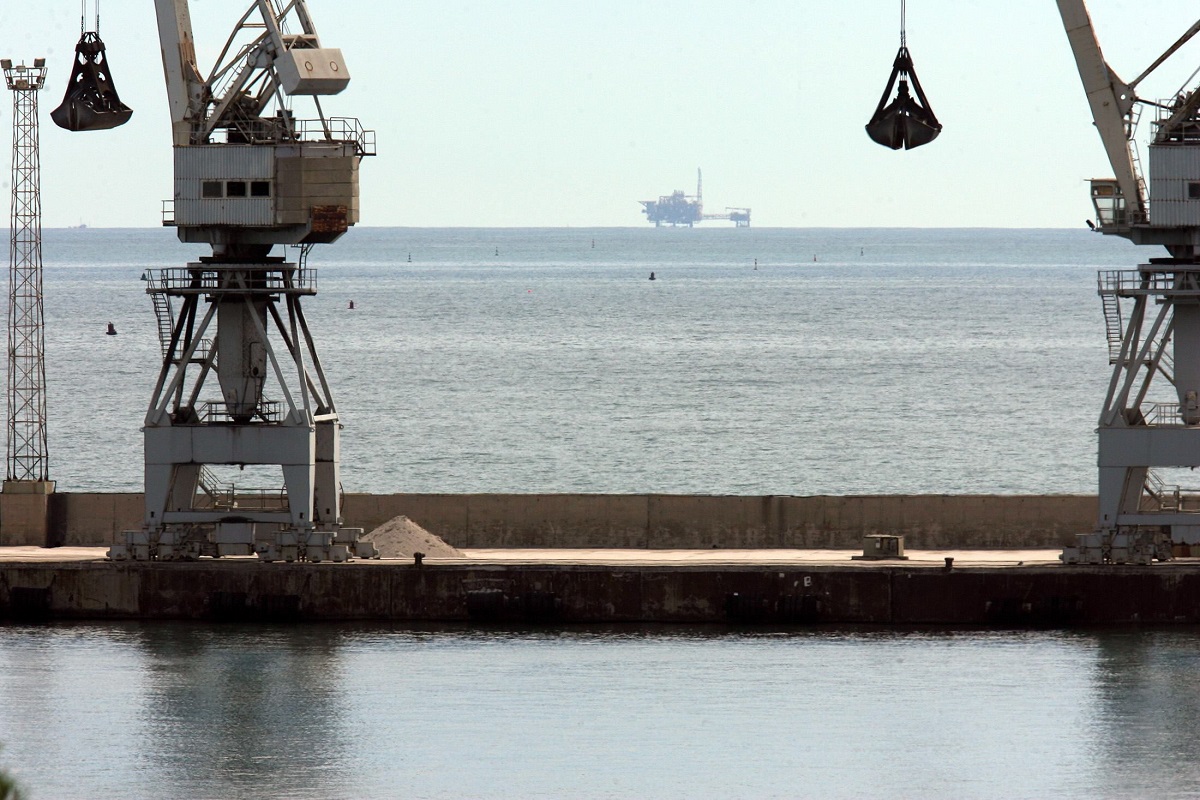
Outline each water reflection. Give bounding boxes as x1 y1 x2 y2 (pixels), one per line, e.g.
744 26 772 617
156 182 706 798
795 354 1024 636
1089 630 1200 797
128 623 351 799
6 624 1200 798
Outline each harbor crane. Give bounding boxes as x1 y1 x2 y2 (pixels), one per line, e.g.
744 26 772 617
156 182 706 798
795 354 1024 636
1058 1 1200 563
102 0 376 561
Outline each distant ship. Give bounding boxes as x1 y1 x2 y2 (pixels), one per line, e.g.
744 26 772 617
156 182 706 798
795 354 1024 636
640 169 750 228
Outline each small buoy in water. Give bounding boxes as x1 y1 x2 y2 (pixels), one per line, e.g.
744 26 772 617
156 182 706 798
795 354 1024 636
407 252 412 263
754 258 758 270
591 239 595 249
495 247 499 256
813 255 817 262
105 322 117 336
349 300 355 310
649 271 656 281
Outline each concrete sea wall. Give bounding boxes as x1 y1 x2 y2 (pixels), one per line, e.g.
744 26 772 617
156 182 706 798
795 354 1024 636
0 492 1096 549
2 559 1198 625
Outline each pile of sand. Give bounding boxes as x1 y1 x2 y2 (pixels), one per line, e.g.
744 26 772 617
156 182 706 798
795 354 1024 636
362 515 463 559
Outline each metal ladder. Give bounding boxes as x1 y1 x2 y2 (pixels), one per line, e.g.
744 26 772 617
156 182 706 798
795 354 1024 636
1144 468 1181 512
195 465 242 510
1101 292 1123 364
150 289 175 359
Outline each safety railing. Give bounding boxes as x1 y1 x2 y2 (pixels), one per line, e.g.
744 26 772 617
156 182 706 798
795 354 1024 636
1142 469 1181 512
1134 402 1200 427
214 486 289 511
199 399 283 424
144 266 317 294
293 116 376 156
197 483 289 512
1098 269 1200 296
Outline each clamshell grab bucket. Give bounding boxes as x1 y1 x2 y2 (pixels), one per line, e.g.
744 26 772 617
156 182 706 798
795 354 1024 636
51 31 132 132
865 46 940 150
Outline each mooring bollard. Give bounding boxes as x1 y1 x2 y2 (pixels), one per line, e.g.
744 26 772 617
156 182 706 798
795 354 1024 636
944 557 954 570
413 552 425 567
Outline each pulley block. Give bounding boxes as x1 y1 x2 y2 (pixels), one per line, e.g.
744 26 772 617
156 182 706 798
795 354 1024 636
51 31 132 132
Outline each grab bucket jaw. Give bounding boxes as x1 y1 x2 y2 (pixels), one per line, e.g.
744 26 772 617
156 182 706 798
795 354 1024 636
51 31 132 132
865 46 941 150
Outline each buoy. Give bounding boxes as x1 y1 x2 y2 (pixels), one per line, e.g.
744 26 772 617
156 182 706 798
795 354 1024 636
495 247 499 256
407 252 412 263
754 259 758 269
649 272 656 281
105 322 116 336
813 255 817 262
348 300 355 310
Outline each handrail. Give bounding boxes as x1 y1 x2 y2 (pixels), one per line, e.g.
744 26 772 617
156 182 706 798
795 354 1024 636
199 399 283 424
1099 269 1200 295
142 266 317 295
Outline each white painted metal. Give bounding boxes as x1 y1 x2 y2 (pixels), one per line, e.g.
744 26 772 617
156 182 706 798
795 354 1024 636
1148 145 1200 227
275 49 350 95
1057 0 1145 225
111 1 376 563
1057 2 1200 564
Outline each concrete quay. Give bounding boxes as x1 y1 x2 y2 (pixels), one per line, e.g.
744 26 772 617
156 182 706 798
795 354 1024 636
4 547 1200 626
1 492 1096 550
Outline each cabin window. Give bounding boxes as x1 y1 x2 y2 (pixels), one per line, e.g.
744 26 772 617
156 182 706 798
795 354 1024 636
1189 182 1200 200
201 181 223 198
250 181 271 197
225 181 247 197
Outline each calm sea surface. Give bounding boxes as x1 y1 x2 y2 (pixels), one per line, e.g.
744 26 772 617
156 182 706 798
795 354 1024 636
39 226 1139 494
6 227 1185 799
3 624 1200 799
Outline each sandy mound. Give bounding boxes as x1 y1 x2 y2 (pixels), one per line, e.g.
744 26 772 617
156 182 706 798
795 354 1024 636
363 515 463 559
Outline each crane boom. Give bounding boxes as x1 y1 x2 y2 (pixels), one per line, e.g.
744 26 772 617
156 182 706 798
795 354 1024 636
1057 0 1145 226
154 1 204 148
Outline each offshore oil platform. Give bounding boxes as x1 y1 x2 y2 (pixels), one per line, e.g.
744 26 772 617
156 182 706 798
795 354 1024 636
640 169 750 227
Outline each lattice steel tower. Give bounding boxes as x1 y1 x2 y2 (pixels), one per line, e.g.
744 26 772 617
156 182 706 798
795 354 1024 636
3 59 49 485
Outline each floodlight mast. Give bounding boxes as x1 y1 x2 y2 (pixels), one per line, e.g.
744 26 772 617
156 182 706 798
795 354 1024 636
1059 1 1200 563
109 0 376 562
3 59 52 493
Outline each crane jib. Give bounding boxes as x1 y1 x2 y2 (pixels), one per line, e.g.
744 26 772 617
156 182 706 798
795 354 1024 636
50 31 132 132
865 46 942 151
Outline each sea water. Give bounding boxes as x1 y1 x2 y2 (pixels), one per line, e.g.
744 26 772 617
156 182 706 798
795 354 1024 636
6 226 1183 799
2 623 1200 799
41 226 1138 494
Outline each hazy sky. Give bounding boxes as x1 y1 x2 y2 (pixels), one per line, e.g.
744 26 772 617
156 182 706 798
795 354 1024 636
0 1 1198 228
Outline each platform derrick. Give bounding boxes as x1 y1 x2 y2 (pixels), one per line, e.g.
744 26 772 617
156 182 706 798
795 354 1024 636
1059 2 1200 563
640 169 750 227
106 0 377 563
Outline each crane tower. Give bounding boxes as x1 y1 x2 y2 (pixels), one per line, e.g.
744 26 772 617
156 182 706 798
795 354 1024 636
2 59 54 518
1059 1 1200 563
108 1 375 562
